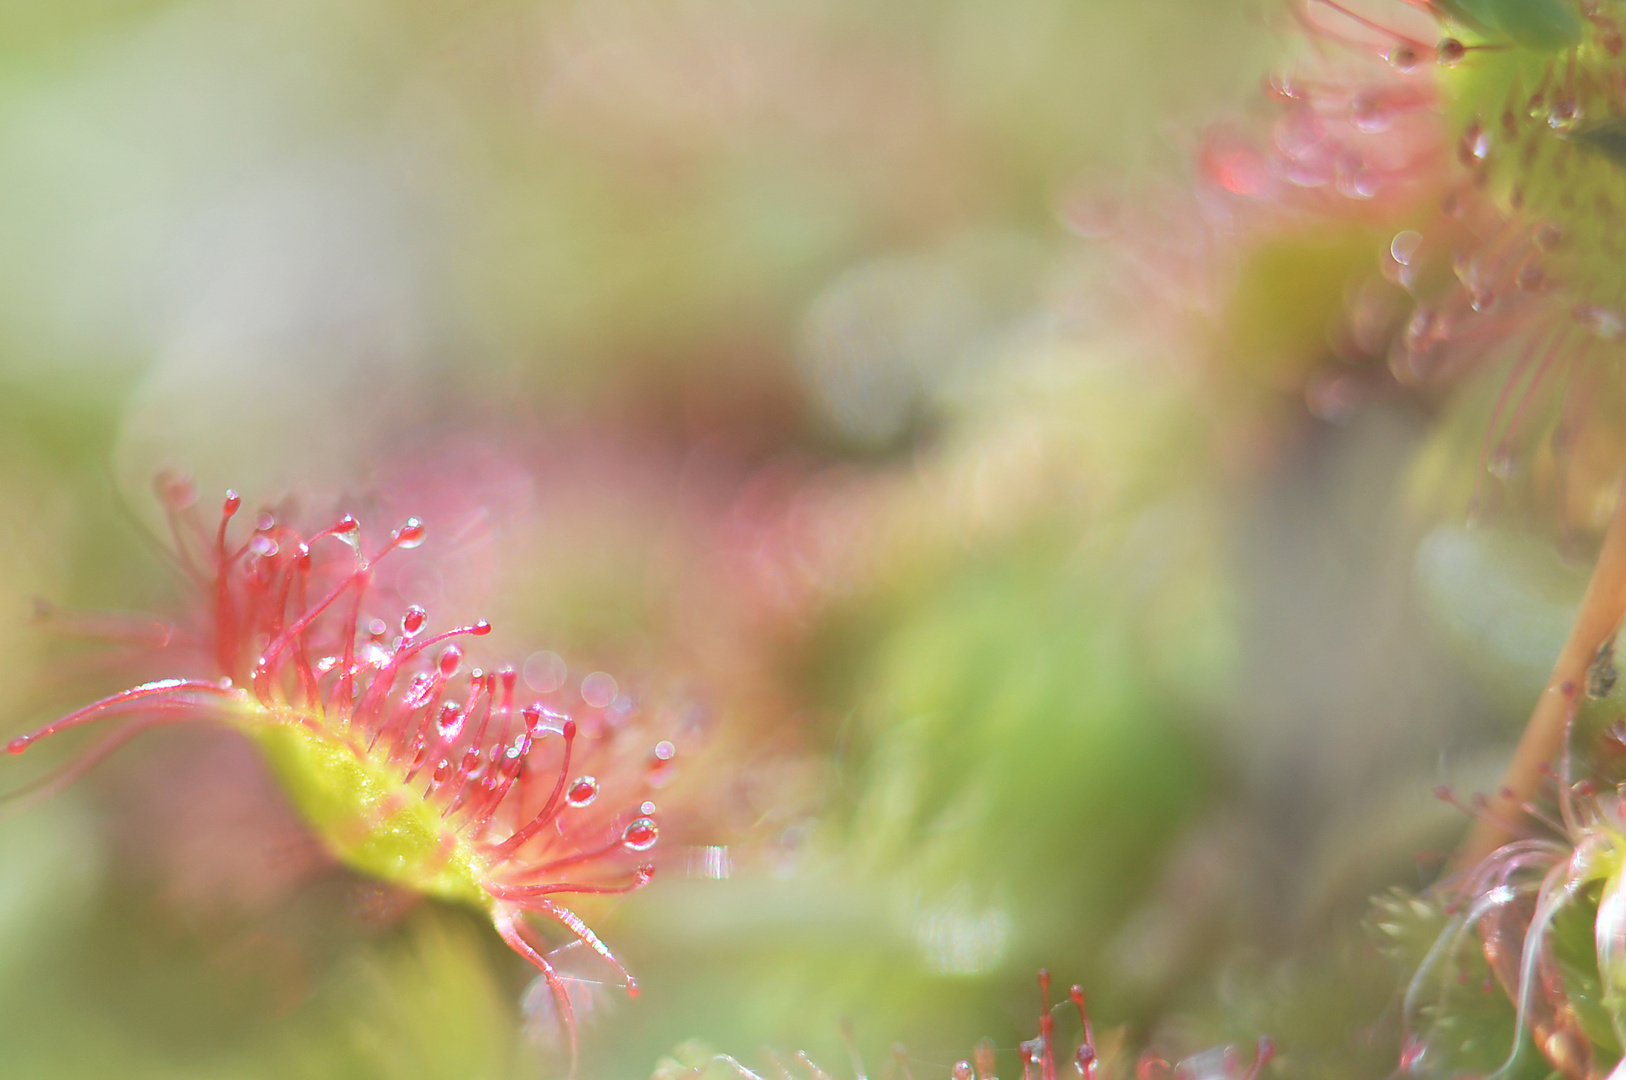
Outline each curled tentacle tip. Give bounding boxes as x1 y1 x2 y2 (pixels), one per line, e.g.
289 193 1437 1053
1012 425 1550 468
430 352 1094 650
7 737 30 755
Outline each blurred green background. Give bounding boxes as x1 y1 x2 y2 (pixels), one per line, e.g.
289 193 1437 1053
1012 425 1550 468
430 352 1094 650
0 1 1574 1077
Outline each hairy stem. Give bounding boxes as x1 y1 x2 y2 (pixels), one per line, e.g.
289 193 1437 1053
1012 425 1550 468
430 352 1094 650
1459 471 1626 866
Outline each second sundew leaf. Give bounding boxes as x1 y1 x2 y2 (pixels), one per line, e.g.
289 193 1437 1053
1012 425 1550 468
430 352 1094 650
1550 880 1624 1062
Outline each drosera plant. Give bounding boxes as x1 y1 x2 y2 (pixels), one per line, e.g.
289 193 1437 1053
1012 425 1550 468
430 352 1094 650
1374 680 1626 1078
2 474 678 1070
1253 0 1626 861
650 971 1275 1080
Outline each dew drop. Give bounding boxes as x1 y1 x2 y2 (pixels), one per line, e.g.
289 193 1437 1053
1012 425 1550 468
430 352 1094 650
438 645 463 678
1436 37 1466 65
472 620 492 636
1548 97 1581 132
436 702 465 741
1350 94 1391 133
401 605 428 639
402 673 435 708
1488 446 1517 480
1576 303 1626 339
566 776 599 807
622 817 659 851
223 491 242 516
1388 44 1418 71
255 511 276 532
333 515 361 549
367 617 388 638
394 518 426 549
1458 122 1489 162
249 534 279 558
581 671 617 709
1390 230 1423 267
639 800 656 815
653 740 675 761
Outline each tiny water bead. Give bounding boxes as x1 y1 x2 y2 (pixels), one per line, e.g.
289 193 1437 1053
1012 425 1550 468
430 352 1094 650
566 776 599 807
394 517 426 549
401 605 428 638
623 817 659 851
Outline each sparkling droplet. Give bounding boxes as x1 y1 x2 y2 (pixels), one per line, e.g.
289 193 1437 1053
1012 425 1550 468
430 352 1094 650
471 619 492 636
1488 447 1516 480
394 518 426 549
566 776 599 807
249 534 279 557
1576 303 1626 339
1548 97 1581 132
223 491 242 516
436 702 465 741
255 511 276 532
367 617 388 637
653 740 675 761
402 673 435 708
432 758 453 784
581 671 617 709
1458 122 1489 162
1437 37 1466 65
639 800 656 815
1388 44 1418 71
333 515 361 549
438 645 463 678
401 606 428 638
1390 230 1423 267
1350 94 1391 133
622 817 659 851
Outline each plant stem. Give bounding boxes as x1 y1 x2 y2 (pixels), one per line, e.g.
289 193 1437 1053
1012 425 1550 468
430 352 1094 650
1459 472 1626 866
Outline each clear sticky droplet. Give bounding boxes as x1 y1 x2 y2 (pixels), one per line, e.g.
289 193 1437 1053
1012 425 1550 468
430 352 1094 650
334 515 362 549
249 534 279 558
1350 94 1391 133
436 702 465 742
566 776 599 807
581 671 617 709
401 605 428 639
471 620 492 636
394 518 426 549
438 645 463 677
622 817 658 851
523 650 567 694
367 617 388 638
402 673 435 708
432 758 453 784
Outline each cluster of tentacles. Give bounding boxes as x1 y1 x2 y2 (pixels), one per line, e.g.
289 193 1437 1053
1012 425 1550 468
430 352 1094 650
4 476 677 1066
655 971 1274 1080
